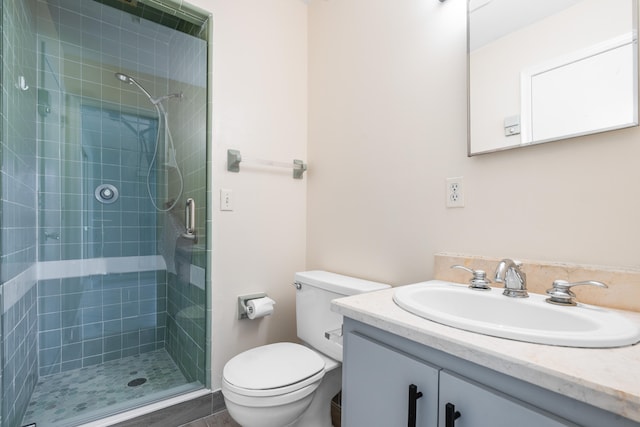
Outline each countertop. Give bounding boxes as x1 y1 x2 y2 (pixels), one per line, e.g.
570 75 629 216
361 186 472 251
331 286 640 423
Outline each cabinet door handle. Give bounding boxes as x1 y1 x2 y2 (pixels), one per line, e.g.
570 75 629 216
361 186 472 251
445 402 461 427
408 384 423 427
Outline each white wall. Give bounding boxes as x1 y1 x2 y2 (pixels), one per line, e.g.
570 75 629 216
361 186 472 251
188 0 308 389
307 0 640 285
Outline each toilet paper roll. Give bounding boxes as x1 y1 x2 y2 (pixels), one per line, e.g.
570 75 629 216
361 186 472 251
246 297 276 320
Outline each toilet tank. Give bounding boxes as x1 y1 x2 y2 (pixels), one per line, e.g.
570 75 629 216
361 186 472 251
294 271 390 362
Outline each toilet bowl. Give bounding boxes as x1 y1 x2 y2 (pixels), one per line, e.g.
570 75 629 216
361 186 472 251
222 342 339 427
222 271 390 427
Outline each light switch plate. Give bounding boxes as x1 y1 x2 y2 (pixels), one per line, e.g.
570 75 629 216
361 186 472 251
220 189 233 211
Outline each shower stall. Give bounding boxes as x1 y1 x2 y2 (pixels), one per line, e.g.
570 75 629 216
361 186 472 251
0 0 211 426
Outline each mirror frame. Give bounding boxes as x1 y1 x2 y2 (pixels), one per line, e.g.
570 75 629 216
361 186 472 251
467 0 640 157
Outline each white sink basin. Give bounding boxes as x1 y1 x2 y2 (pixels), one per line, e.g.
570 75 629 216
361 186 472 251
393 280 640 348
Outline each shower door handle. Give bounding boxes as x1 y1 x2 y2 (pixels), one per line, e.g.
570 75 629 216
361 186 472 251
185 198 195 234
182 198 197 242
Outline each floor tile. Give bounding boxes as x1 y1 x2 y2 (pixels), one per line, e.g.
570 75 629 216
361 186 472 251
23 349 189 427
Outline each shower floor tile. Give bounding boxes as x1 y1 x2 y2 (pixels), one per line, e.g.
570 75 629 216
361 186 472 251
22 349 191 427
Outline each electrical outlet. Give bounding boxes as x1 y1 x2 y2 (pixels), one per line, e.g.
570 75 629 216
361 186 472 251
220 189 233 211
446 177 465 208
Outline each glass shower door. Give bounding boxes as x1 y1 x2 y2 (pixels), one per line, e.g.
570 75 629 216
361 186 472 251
1 0 210 425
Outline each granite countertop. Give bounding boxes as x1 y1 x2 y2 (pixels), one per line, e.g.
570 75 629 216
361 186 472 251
331 287 640 423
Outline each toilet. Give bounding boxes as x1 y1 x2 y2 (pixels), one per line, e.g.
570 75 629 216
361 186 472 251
222 271 390 427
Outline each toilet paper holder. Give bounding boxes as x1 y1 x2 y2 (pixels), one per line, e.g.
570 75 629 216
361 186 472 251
238 293 270 319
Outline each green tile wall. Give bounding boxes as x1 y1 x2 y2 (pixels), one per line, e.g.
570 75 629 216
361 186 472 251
166 273 206 383
37 271 167 376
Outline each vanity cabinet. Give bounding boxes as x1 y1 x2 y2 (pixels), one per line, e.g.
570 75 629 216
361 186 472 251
342 322 630 427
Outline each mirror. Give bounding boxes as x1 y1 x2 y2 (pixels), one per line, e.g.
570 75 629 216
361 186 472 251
468 0 639 155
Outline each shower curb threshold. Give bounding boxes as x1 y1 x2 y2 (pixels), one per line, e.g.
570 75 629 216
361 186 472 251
82 388 217 427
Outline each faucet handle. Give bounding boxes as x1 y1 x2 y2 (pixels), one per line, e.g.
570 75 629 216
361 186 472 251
451 265 492 290
545 280 608 306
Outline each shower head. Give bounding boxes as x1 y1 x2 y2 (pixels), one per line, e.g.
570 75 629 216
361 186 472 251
115 72 133 84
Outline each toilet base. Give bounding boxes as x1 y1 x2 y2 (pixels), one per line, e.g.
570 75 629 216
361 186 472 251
292 365 342 427
224 392 314 427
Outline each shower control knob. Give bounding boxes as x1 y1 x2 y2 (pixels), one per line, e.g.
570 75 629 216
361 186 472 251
95 184 119 204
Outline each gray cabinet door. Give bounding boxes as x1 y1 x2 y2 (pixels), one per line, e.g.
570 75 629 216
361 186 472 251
343 332 439 427
438 371 577 427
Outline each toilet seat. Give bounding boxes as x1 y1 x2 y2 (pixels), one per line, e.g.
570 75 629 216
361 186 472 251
222 380 321 408
223 342 326 398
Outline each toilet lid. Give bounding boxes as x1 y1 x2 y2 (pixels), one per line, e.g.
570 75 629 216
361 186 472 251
224 343 325 390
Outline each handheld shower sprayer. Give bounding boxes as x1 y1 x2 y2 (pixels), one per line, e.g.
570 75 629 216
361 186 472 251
114 71 184 212
114 72 132 83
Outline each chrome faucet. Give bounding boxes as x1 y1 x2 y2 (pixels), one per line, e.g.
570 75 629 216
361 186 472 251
494 259 528 298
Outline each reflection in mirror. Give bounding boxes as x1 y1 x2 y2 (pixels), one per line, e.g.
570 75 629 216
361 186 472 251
468 0 639 155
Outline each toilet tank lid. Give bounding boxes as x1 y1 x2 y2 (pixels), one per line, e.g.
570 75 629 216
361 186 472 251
294 271 390 296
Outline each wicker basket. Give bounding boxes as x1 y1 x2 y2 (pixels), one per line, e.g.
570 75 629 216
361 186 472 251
330 392 342 427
